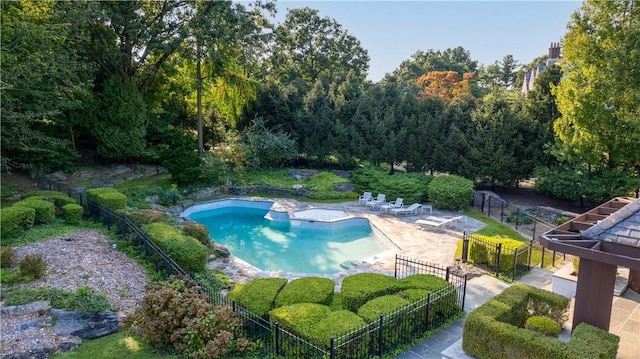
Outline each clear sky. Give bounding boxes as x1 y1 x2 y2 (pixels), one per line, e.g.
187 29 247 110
273 1 582 82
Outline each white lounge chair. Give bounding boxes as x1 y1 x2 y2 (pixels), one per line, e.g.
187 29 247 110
380 198 403 213
366 194 386 210
416 215 464 229
390 203 421 216
358 192 372 205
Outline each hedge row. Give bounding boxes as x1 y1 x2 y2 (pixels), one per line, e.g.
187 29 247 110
87 187 127 210
143 222 209 274
462 284 619 359
468 235 529 272
230 272 459 350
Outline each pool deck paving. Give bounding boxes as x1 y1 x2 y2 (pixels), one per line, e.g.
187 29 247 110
206 197 640 359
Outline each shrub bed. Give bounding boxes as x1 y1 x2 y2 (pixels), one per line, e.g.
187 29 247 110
341 273 400 312
275 277 335 308
0 206 35 238
143 222 208 273
232 277 288 317
462 284 618 359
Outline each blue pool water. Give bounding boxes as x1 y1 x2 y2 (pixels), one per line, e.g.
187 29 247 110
186 204 390 274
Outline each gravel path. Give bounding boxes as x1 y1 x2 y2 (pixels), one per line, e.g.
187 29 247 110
1 230 148 358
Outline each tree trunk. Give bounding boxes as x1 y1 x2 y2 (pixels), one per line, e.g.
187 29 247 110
196 43 204 156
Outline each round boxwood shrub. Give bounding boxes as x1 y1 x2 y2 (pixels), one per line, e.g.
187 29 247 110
61 203 83 224
275 277 335 308
23 190 76 209
233 277 288 317
270 303 332 337
357 295 409 323
525 315 562 337
0 206 35 238
309 310 366 348
426 175 473 210
13 199 55 224
341 273 400 312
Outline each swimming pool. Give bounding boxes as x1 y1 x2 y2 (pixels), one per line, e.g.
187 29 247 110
182 200 392 274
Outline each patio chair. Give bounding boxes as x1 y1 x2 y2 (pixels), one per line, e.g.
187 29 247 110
380 198 403 213
389 203 422 216
358 192 373 205
366 194 386 210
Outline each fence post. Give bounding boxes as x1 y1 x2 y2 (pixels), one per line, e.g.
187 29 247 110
532 216 537 241
394 254 398 278
446 266 450 282
425 293 432 330
512 248 518 281
275 322 280 356
501 202 505 223
330 337 335 359
378 315 384 357
106 209 111 231
487 199 491 218
461 232 469 263
541 247 545 268
528 241 533 269
481 194 485 213
495 243 502 277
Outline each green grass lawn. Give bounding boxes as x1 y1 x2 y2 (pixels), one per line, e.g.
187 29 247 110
50 332 178 359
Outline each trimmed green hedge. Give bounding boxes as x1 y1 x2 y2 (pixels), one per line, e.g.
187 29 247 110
462 284 618 359
566 322 620 359
398 274 450 291
143 222 208 273
357 295 409 323
13 199 55 224
233 277 288 317
469 235 529 272
23 190 76 209
0 206 35 238
61 203 83 224
270 303 332 337
275 277 335 308
426 175 473 210
181 223 211 247
309 310 366 347
86 187 127 209
341 273 400 312
525 315 561 337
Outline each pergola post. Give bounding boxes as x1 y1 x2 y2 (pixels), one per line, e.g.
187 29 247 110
573 258 617 331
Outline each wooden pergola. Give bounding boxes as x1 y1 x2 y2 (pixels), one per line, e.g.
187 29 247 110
540 197 640 331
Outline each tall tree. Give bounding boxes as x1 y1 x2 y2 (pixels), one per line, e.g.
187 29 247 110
1 0 90 171
390 47 478 93
553 0 640 171
268 7 370 87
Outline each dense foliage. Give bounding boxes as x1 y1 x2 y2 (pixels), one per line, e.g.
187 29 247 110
126 276 250 359
2 0 637 201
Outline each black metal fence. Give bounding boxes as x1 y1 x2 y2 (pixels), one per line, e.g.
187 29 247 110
39 176 467 358
461 232 532 281
472 191 558 242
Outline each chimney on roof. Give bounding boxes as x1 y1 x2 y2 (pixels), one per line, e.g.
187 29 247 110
549 42 561 59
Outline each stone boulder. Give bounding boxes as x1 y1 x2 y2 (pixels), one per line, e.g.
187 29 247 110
332 170 350 179
110 165 132 176
288 169 317 181
52 310 119 339
332 183 354 192
213 243 231 258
